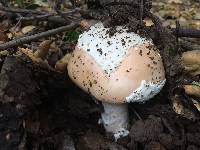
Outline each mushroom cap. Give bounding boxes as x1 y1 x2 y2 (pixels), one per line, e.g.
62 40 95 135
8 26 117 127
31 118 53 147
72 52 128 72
67 23 166 103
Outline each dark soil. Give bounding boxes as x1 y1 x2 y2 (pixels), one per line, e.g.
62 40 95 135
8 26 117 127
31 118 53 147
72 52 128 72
1 56 200 150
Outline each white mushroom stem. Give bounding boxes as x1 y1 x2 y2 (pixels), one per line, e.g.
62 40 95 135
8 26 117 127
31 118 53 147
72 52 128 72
101 102 129 141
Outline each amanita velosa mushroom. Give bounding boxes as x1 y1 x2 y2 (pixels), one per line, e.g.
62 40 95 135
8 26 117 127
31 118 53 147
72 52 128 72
67 22 166 140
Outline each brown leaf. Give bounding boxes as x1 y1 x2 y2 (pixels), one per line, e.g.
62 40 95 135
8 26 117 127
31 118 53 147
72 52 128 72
171 94 197 120
184 85 200 98
34 40 52 60
21 25 36 34
19 47 56 72
0 32 8 43
55 53 72 72
182 50 200 76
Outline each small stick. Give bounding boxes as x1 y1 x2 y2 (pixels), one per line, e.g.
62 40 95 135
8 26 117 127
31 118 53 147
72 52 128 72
0 22 80 50
54 2 82 23
17 14 54 21
179 39 200 50
175 20 180 52
140 0 144 26
161 118 175 135
172 28 200 38
129 106 143 121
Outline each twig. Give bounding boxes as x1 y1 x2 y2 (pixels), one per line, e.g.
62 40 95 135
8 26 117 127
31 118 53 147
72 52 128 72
55 0 70 22
0 22 80 50
55 8 72 23
182 37 200 44
172 28 200 38
161 118 175 135
17 14 54 21
18 15 71 25
17 12 82 25
47 16 70 25
55 1 82 23
179 39 200 50
130 106 143 121
0 5 46 14
175 20 180 51
63 8 82 14
140 0 144 25
101 0 151 10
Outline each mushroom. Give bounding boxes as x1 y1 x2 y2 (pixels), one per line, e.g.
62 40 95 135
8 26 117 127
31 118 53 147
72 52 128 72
67 22 166 140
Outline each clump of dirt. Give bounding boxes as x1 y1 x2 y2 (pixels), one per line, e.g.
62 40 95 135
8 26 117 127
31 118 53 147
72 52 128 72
0 57 40 149
102 0 152 23
102 0 176 47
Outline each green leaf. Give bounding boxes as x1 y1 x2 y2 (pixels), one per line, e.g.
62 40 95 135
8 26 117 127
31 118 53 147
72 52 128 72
16 0 25 7
26 4 40 10
65 31 80 42
34 0 48 7
192 81 200 87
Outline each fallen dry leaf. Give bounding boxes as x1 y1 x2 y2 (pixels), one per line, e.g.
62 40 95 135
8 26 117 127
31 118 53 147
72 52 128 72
55 53 72 72
171 94 197 120
34 40 52 60
21 25 36 34
184 85 200 98
0 50 9 56
191 99 200 112
182 50 200 76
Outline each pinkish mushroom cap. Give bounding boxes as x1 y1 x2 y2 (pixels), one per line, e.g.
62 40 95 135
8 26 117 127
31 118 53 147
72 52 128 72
67 22 166 104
